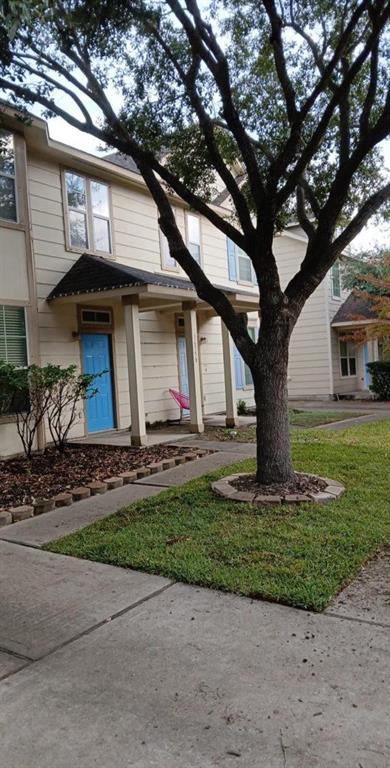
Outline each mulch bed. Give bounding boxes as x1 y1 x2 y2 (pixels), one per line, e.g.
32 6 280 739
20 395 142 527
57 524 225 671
231 472 327 497
0 444 189 508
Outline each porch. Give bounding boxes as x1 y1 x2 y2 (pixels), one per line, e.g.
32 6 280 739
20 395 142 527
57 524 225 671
48 253 259 447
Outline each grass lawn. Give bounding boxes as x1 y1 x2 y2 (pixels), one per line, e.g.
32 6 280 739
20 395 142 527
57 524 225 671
201 409 367 443
46 421 390 612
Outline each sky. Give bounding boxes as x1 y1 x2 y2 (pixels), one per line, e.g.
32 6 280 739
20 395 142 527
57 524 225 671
46 114 389 253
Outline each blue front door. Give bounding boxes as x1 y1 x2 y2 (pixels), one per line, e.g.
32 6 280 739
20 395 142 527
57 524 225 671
81 333 115 432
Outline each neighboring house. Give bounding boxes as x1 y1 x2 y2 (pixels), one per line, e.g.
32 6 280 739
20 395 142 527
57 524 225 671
0 108 379 458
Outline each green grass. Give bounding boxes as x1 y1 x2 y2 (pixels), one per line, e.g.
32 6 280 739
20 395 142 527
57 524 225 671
202 410 367 442
46 421 390 612
288 408 365 427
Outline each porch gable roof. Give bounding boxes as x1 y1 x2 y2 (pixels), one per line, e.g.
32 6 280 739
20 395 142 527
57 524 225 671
48 253 259 313
331 293 378 327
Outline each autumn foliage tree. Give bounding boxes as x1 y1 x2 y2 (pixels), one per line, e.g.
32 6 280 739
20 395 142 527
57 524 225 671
343 248 390 353
0 0 389 483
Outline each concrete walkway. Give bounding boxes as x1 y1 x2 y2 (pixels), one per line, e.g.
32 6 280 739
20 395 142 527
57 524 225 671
0 441 388 766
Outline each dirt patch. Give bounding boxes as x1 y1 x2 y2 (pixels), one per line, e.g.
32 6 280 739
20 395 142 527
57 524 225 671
0 444 190 508
231 472 327 498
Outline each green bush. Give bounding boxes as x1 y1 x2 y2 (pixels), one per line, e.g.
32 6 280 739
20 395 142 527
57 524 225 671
367 361 390 400
237 398 248 416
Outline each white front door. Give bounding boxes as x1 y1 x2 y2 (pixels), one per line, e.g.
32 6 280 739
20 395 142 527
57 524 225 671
177 336 190 415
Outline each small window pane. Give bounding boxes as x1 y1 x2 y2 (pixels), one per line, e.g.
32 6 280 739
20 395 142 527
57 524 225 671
340 358 349 377
69 210 88 248
339 341 347 356
331 262 341 297
91 181 109 217
161 231 177 269
349 357 356 376
189 242 200 263
244 363 253 387
93 216 111 252
238 254 252 282
0 130 15 176
66 172 86 210
187 214 200 245
0 175 17 221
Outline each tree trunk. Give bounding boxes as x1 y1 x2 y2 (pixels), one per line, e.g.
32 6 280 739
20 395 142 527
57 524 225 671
253 322 294 485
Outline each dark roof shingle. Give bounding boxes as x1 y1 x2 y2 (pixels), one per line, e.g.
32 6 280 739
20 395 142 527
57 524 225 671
332 293 378 324
48 254 201 300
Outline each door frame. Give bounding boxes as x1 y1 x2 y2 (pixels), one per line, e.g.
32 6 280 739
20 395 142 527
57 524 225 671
78 317 118 434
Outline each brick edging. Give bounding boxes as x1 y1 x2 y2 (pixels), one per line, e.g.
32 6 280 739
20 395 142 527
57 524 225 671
212 472 345 506
0 447 213 526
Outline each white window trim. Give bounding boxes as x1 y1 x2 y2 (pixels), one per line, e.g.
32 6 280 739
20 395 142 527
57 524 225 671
0 130 18 224
159 208 180 272
339 340 356 378
236 247 256 286
62 169 114 257
331 262 342 300
185 212 203 266
81 308 112 326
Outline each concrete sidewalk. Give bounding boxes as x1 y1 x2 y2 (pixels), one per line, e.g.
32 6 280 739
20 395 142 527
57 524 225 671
0 439 388 766
0 542 388 768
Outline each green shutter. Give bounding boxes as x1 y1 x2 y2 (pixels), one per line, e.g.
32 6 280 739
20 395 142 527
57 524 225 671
0 306 27 365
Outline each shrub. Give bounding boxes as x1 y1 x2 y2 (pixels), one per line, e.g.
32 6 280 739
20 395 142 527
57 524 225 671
237 398 248 416
0 362 100 458
367 361 390 400
0 363 52 459
45 364 99 453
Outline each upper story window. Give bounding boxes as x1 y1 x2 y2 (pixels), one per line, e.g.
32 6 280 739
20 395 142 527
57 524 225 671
339 340 356 377
227 238 256 284
160 208 178 271
331 261 342 298
0 130 17 222
186 213 201 264
64 171 112 254
0 305 27 366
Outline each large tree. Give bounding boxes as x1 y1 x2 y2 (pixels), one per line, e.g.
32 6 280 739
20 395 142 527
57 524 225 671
1 0 389 483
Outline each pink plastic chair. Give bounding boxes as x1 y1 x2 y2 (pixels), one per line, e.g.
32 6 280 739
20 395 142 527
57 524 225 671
169 388 190 411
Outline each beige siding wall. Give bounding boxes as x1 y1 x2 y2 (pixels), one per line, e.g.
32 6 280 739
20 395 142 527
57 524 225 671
327 277 359 395
274 236 333 399
0 147 341 457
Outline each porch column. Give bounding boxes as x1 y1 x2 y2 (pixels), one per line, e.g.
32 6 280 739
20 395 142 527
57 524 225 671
122 296 147 446
221 319 239 428
183 302 204 433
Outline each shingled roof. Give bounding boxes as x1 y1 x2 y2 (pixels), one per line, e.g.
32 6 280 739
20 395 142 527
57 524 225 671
332 293 377 325
48 253 249 301
103 152 140 175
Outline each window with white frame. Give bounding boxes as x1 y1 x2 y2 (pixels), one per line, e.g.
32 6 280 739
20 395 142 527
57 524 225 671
227 238 256 284
0 306 27 366
234 326 257 388
186 213 201 263
339 340 356 377
160 209 178 270
331 261 342 298
64 171 112 254
0 130 17 222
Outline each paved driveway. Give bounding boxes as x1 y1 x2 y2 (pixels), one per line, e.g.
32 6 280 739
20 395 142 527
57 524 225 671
0 538 388 768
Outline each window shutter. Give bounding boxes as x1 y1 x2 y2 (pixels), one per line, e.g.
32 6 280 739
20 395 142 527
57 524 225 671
233 344 244 389
227 238 237 281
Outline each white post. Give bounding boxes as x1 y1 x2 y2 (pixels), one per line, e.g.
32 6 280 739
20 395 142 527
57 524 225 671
183 302 204 433
123 296 147 446
221 319 239 428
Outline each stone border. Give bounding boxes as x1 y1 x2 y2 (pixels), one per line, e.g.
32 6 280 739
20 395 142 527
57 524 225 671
212 472 345 506
0 447 213 527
